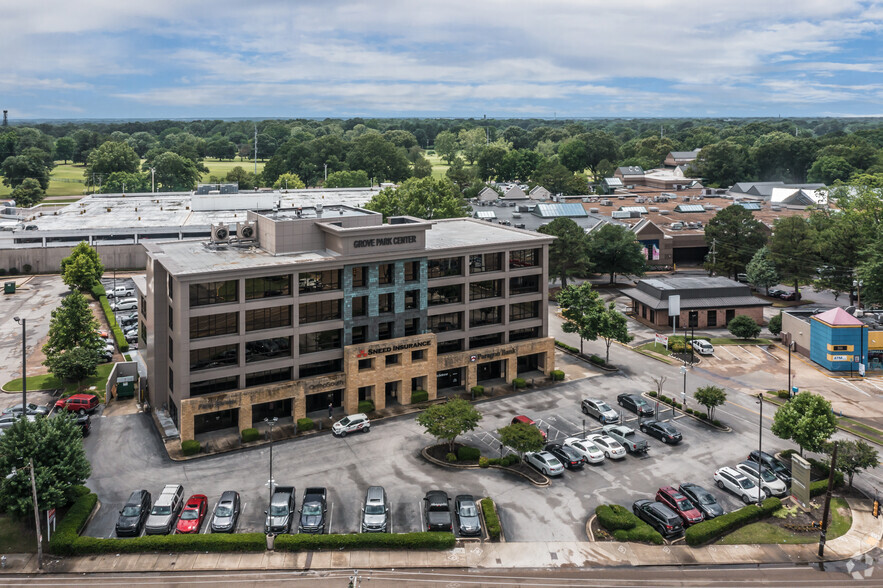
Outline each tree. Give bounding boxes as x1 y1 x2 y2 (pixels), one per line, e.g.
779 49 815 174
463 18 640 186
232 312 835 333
415 398 482 452
225 166 258 190
558 137 589 173
727 315 761 339
84 141 141 187
695 140 753 187
363 177 470 220
101 171 150 194
273 172 306 189
346 134 411 183
53 136 76 163
413 154 433 178
823 439 879 490
445 157 474 192
768 216 818 298
537 218 591 287
433 130 459 164
0 415 91 519
499 149 543 182
10 178 44 207
857 230 883 307
694 385 726 420
807 155 854 185
459 128 486 164
497 423 545 458
559 131 619 178
530 160 589 195
1 153 51 190
43 290 103 357
148 151 203 191
476 144 508 181
768 312 783 336
745 246 779 295
587 224 647 284
44 346 99 387
60 242 104 291
323 170 368 188
205 137 237 160
126 131 158 158
704 205 767 279
771 391 837 456
557 283 603 354
595 302 633 364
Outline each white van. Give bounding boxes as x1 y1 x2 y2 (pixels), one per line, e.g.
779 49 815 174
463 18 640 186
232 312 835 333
691 340 715 355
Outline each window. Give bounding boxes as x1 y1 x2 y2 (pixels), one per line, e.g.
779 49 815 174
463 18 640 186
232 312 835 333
168 368 173 392
352 266 368 288
300 359 342 378
190 375 239 397
379 322 394 340
139 322 146 343
470 306 503 327
246 367 292 388
437 339 464 354
385 354 400 366
168 306 173 330
470 333 503 348
299 299 341 324
358 358 374 370
428 257 462 279
299 270 341 293
428 284 462 306
378 263 395 285
190 312 239 339
299 329 342 354
140 296 147 317
469 252 503 274
190 280 238 307
510 301 540 321
245 337 292 363
404 261 420 282
412 349 426 361
351 325 367 344
509 275 539 295
378 293 394 313
168 275 174 300
245 275 291 300
707 310 717 327
245 306 292 332
404 317 420 336
725 309 736 324
688 310 699 328
510 327 540 341
470 279 503 301
429 312 462 333
168 337 174 361
190 344 238 372
352 296 368 317
404 290 420 310
509 248 540 269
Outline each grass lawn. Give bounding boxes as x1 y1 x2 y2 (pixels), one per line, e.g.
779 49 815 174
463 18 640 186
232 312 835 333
709 338 773 345
637 342 673 357
0 515 37 554
3 363 113 398
717 498 851 545
201 158 265 182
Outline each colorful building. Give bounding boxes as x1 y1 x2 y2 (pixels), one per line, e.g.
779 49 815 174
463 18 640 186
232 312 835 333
809 308 870 372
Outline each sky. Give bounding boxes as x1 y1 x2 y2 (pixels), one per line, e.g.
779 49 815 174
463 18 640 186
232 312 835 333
3 0 883 120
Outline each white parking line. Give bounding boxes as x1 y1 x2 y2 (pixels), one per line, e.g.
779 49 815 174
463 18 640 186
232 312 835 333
327 502 333 534
718 346 740 360
755 345 779 361
836 378 872 397
419 502 425 533
555 415 583 433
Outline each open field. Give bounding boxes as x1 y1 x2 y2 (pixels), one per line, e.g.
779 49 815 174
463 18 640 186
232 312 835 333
0 162 89 198
201 158 265 182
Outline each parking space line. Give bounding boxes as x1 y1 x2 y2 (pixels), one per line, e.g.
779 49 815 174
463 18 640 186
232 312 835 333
738 345 760 359
718 346 740 360
554 415 583 433
756 345 779 361
327 502 333 534
419 502 425 533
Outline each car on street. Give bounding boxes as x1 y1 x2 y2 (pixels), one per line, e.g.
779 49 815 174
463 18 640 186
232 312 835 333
55 393 99 415
210 490 241 533
586 433 627 460
524 451 565 476
747 450 792 486
176 494 208 534
735 461 788 497
543 443 585 470
115 489 152 537
768 289 786 299
454 494 482 537
632 499 684 538
581 398 619 424
617 393 654 417
640 420 683 444
331 413 370 437
602 425 650 455
265 486 296 534
679 483 725 519
655 486 704 526
111 298 138 312
423 490 453 532
714 466 763 504
0 414 37 429
145 484 184 535
361 486 390 533
298 487 328 534
780 291 798 301
1 403 50 417
691 340 715 355
563 437 605 463
510 415 547 440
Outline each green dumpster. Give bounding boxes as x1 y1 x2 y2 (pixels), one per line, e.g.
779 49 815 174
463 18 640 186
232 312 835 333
3 282 14 294
116 376 136 399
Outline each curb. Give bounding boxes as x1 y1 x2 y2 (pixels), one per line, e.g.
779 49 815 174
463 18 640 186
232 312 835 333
554 344 619 373
420 446 551 487
585 514 596 541
640 392 732 433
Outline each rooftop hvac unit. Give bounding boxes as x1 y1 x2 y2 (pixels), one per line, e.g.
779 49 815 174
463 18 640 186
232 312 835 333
601 200 613 206
611 211 632 219
670 222 684 230
211 223 230 243
649 207 659 212
237 221 257 241
659 210 671 215
589 208 600 213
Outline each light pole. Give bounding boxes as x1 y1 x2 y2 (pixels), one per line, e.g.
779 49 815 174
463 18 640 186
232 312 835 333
854 279 864 309
264 417 278 504
149 167 156 193
680 364 687 411
755 394 764 507
13 317 26 410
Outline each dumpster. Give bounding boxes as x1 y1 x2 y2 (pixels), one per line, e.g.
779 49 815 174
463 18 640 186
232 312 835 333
3 282 14 294
116 376 136 399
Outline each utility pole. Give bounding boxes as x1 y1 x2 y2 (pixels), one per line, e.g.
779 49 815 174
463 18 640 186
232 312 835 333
149 167 156 193
28 459 42 570
13 317 26 411
711 238 717 270
756 395 763 507
818 442 839 557
254 123 258 176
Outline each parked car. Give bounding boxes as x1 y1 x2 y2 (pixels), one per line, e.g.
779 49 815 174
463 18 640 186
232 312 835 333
678 483 725 519
361 486 390 533
115 489 152 537
145 484 184 535
632 499 684 538
691 340 715 355
656 486 704 526
298 487 328 534
736 273 749 283
747 450 792 487
107 286 135 299
125 332 139 344
1 402 50 417
617 393 654 417
524 451 565 476
768 289 786 298
0 414 37 429
563 437 605 464
780 291 798 301
423 490 453 532
602 425 650 455
736 461 788 497
111 298 138 312
176 494 208 534
210 490 241 533
581 398 619 424
586 433 627 460
332 413 370 437
265 486 296 534
640 420 682 444
510 415 547 440
543 443 585 470
454 494 482 537
713 467 763 504
55 393 99 415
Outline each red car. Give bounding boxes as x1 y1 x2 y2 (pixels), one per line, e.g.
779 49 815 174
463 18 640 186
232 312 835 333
656 486 704 526
55 393 99 415
175 494 207 534
511 415 547 440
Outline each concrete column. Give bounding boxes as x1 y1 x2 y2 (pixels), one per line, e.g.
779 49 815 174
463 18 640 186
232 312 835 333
466 362 477 391
400 379 413 405
238 402 253 434
373 384 387 411
344 384 360 414
180 404 194 441
427 372 437 401
292 391 306 421
505 357 517 382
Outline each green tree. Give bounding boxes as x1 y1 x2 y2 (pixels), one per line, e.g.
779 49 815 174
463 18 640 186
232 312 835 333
807 155 854 185
695 140 753 187
225 166 258 190
433 130 459 164
476 144 508 181
323 170 368 188
459 128 487 164
595 302 633 364
745 246 780 295
537 217 591 287
823 439 879 490
126 131 158 158
60 242 104 291
694 385 727 420
857 230 883 307
412 154 433 178
445 157 475 191
364 177 470 220
0 415 91 519
53 136 76 163
101 171 150 194
587 224 647 284
704 205 767 279
497 423 545 458
148 151 203 191
768 216 817 298
43 290 103 356
558 136 589 173
415 398 482 452
44 346 99 387
1 152 51 190
273 172 306 189
499 149 544 182
84 141 141 187
557 282 603 354
768 312 783 336
727 315 761 339
205 137 237 160
771 391 837 456
346 134 411 183
530 160 589 195
10 178 44 207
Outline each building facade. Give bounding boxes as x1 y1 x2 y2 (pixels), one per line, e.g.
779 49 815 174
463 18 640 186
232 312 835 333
139 206 555 441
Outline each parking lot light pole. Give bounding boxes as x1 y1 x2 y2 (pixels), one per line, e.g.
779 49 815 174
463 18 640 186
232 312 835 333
755 394 763 507
680 365 687 411
13 317 26 410
265 417 278 504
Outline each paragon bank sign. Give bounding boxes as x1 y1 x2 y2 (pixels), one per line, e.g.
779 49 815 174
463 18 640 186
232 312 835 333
353 235 417 248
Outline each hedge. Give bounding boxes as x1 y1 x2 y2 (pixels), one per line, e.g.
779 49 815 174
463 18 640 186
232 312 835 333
550 370 565 381
685 497 781 546
49 486 97 555
358 400 375 413
273 532 455 551
181 439 201 456
241 428 259 443
297 417 314 431
96 292 129 353
481 498 501 541
479 455 519 468
512 377 526 389
411 389 429 403
588 355 606 366
457 446 481 461
594 504 663 544
57 532 267 555
470 385 485 397
555 340 579 354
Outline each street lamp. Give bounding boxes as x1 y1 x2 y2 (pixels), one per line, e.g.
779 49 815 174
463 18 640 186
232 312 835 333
13 317 26 410
264 417 278 505
680 364 687 411
755 394 764 507
854 279 864 309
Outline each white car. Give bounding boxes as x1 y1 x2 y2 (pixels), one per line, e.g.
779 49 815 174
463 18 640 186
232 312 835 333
524 451 564 476
331 413 370 437
586 433 627 460
111 298 138 312
713 466 764 504
735 461 788 497
563 437 605 463
691 340 714 355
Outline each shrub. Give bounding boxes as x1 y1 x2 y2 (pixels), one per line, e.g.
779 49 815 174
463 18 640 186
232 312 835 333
241 428 259 443
49 486 97 555
297 418 314 432
699 413 709 420
411 389 429 403
358 399 375 413
22 264 32 273
480 498 501 541
58 533 267 555
0 269 6 276
471 385 485 396
595 504 636 531
589 355 606 366
512 377 526 389
97 294 129 353
502 454 519 466
777 390 790 399
685 497 781 546
181 439 201 456
780 449 797 457
648 391 658 398
446 452 458 462
457 446 481 461
613 529 628 541
479 457 489 468
555 340 579 354
712 419 723 427
8 267 18 275
274 532 456 552
550 370 565 381
90 283 106 299
628 524 664 544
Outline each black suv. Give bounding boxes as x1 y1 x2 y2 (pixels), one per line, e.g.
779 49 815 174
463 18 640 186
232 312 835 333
544 443 585 470
115 489 152 537
748 450 792 486
632 499 684 538
640 420 683 444
617 393 654 417
424 490 453 532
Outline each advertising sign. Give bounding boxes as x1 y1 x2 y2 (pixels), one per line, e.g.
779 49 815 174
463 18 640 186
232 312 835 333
791 454 811 508
655 333 669 348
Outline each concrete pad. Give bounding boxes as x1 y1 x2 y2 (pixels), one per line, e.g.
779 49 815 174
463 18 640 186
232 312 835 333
170 553 198 570
235 552 268 570
192 553 221 570
367 550 397 568
307 551 334 569
112 554 146 571
329 550 351 568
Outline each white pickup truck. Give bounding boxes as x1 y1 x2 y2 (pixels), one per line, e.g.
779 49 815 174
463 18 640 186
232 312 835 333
107 285 135 298
602 424 650 455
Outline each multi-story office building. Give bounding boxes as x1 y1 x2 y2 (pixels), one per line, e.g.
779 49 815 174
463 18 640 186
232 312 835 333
139 205 555 441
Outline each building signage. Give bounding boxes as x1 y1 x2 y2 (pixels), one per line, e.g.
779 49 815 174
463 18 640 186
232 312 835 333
469 347 517 362
360 339 431 356
791 454 811 508
305 375 346 392
830 354 849 362
655 333 669 348
353 235 417 248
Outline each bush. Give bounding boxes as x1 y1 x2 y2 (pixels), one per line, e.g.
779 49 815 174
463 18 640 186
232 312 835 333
8 267 18 275
589 355 606 366
241 428 259 443
90 283 106 299
49 486 97 555
502 454 519 466
411 389 429 403
22 264 32 273
685 497 781 546
471 385 485 397
457 446 481 461
479 457 489 468
550 370 565 381
97 294 129 353
274 532 456 552
0 269 6 276
555 340 579 354
780 449 797 457
712 419 723 427
613 529 628 541
358 399 375 413
512 377 526 389
297 418 314 432
480 498 501 541
181 439 201 456
594 504 663 544
446 452 458 462
627 524 664 544
777 390 790 399
58 532 267 555
648 391 658 398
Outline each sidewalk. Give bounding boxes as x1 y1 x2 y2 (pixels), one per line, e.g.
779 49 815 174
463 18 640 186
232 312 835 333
3 497 880 575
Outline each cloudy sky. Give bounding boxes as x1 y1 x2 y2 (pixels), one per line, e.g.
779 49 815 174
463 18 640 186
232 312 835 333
4 0 883 119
